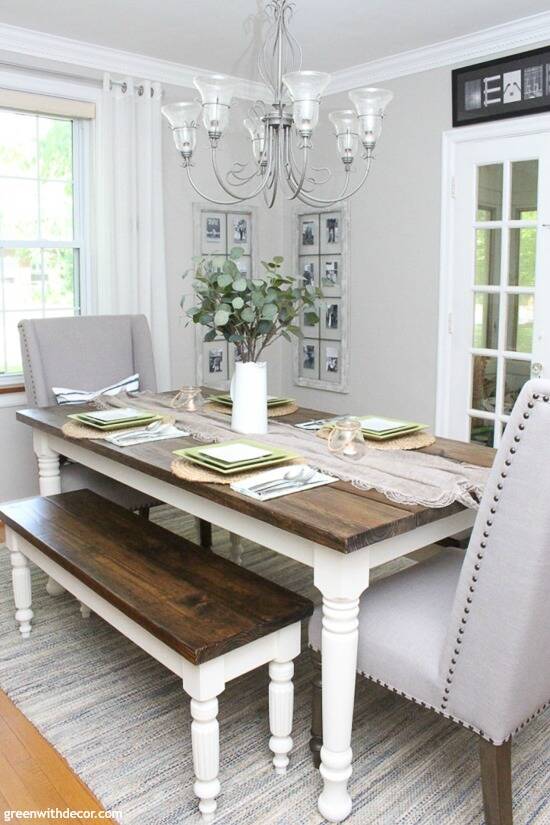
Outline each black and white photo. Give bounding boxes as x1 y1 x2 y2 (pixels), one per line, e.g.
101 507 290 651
299 214 319 253
229 212 252 253
326 303 338 330
201 211 227 253
206 217 221 242
453 46 550 126
321 298 342 340
208 347 224 373
302 260 316 287
320 341 342 383
299 339 320 379
323 260 338 286
303 343 316 370
233 216 247 243
326 346 339 373
321 212 342 253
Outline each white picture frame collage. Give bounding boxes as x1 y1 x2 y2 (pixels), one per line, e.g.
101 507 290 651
193 204 258 388
294 204 350 392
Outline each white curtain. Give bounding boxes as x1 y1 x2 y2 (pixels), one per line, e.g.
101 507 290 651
95 74 171 390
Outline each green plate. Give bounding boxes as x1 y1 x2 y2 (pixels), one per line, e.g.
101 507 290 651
209 394 294 408
68 412 163 431
174 439 300 475
360 425 426 442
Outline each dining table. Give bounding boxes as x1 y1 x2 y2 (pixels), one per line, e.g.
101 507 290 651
16 396 495 823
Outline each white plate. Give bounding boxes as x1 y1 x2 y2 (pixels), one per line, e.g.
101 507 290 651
199 443 272 463
83 407 152 423
359 416 412 433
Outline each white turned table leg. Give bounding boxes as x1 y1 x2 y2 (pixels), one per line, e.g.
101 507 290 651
191 696 220 823
33 432 65 597
268 659 294 774
79 602 91 618
229 533 243 566
10 550 33 639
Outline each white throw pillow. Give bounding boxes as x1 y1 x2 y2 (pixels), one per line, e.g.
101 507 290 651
52 373 140 405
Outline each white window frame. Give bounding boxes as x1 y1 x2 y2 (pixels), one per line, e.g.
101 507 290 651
436 113 550 439
0 69 98 389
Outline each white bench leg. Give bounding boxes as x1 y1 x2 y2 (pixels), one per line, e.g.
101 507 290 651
46 577 65 596
268 659 294 774
10 549 33 639
191 696 220 822
33 432 66 598
79 602 91 618
229 533 243 566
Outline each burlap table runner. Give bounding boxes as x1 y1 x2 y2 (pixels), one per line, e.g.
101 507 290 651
171 456 302 485
92 391 489 508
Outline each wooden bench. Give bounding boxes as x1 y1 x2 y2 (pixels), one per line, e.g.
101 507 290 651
0 490 313 822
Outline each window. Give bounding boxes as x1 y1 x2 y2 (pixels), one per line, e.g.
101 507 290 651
0 107 88 382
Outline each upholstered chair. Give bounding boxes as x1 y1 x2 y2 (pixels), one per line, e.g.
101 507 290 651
309 378 550 825
18 315 211 545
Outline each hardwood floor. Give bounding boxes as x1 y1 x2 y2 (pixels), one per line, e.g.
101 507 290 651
0 520 104 822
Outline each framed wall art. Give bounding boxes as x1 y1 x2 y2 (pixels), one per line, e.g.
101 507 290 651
453 46 550 127
193 204 259 388
293 204 350 393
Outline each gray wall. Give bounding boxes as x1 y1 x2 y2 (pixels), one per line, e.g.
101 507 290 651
280 68 451 424
0 400 39 501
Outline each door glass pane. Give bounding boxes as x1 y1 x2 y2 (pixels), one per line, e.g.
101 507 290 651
510 160 538 219
471 355 497 412
503 359 531 414
475 229 501 285
473 293 499 349
470 417 495 447
477 164 503 220
506 294 534 353
508 228 536 286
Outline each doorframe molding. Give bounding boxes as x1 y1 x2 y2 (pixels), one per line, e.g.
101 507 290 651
436 113 550 437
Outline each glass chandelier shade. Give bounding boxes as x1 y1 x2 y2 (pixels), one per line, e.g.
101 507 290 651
349 87 394 148
282 70 331 136
161 101 201 157
244 116 267 163
328 109 359 165
193 74 236 137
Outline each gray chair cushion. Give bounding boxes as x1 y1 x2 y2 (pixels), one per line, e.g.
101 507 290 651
19 315 157 407
309 550 466 710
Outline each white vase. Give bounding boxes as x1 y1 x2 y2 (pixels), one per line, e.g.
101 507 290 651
230 361 268 434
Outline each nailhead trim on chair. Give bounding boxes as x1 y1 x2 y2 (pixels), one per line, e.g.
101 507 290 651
439 392 550 735
17 322 38 405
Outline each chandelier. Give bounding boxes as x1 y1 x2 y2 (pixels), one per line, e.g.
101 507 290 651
161 0 393 208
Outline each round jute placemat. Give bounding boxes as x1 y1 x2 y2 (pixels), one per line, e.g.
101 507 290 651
317 426 436 451
170 457 302 485
61 417 174 440
203 401 299 418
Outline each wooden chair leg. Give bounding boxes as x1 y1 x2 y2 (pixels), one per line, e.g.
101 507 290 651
479 737 513 825
309 648 322 768
199 519 212 549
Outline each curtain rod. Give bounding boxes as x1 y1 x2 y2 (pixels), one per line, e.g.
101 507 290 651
0 58 157 95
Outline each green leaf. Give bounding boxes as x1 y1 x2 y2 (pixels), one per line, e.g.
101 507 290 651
304 311 319 326
273 255 284 264
251 291 265 307
204 329 217 342
214 310 231 327
217 272 233 288
232 296 245 310
257 319 273 334
233 277 247 292
261 303 278 320
240 306 256 323
229 246 244 259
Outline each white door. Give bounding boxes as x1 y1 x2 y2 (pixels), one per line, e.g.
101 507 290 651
438 121 550 448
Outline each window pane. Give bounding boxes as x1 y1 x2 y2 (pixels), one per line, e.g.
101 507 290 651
470 416 495 447
1 248 43 310
506 294 534 353
39 118 73 181
471 355 497 413
510 160 538 220
0 111 37 177
39 181 73 240
475 229 501 285
0 178 39 239
503 359 531 415
477 164 503 220
43 248 77 309
473 293 499 349
508 228 536 287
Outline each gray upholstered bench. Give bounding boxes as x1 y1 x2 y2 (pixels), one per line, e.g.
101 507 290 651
0 490 313 822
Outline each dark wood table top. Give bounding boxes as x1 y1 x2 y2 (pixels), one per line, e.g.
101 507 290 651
0 490 313 664
17 399 495 554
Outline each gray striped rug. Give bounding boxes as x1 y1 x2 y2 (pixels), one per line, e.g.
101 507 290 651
0 507 548 824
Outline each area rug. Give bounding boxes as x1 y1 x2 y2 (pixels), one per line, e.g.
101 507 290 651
0 508 548 824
